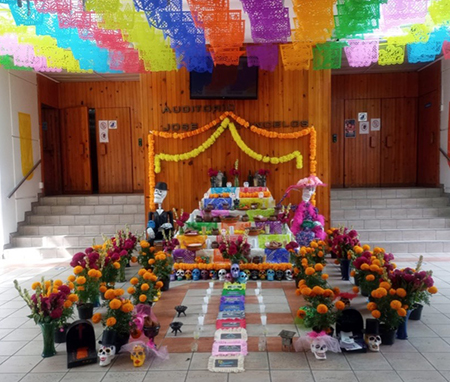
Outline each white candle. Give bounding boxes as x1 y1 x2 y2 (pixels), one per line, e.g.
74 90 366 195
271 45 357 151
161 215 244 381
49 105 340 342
259 304 266 313
229 226 235 235
209 282 214 288
257 295 264 304
257 281 262 289
226 182 232 187
203 296 210 304
206 288 212 296
198 315 205 326
244 182 249 187
261 315 267 326
254 288 260 296
202 304 208 314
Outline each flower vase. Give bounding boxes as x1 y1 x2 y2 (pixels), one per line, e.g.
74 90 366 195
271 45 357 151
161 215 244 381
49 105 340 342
396 310 412 340
161 277 170 291
39 322 57 358
409 303 424 321
210 177 215 188
262 176 266 187
77 303 94 319
119 257 128 282
340 259 350 280
234 176 239 187
380 325 396 345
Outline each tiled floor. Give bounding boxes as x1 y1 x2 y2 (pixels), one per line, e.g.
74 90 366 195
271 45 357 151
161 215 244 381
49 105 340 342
1 255 450 381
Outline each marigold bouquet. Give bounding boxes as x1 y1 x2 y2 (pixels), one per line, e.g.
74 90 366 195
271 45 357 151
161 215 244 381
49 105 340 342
128 269 163 306
92 288 134 336
71 263 102 305
152 251 173 281
162 232 179 255
219 235 251 264
135 240 157 270
14 278 77 326
388 256 437 307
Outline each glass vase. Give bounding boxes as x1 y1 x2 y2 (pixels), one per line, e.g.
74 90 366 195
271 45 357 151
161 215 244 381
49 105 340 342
234 176 239 187
39 322 57 358
119 257 127 282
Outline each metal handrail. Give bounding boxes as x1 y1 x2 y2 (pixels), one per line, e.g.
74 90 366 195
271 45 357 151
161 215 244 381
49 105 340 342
8 159 41 199
440 147 450 163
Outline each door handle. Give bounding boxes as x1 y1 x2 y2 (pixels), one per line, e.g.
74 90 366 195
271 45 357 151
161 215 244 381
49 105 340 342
370 136 376 148
79 143 85 155
385 135 393 148
100 144 107 155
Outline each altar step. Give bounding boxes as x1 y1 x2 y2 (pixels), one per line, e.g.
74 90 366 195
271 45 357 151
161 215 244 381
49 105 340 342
330 188 450 256
3 194 145 262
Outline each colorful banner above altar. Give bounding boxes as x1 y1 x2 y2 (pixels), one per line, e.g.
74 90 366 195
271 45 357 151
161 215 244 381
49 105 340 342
0 0 450 73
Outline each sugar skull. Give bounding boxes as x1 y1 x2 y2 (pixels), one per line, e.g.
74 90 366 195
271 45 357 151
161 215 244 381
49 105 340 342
130 344 146 367
311 338 328 360
275 270 284 281
98 345 116 367
225 272 233 282
210 270 217 280
259 270 266 280
238 271 248 284
201 269 209 280
192 268 200 281
176 269 185 281
250 270 259 280
231 263 240 280
218 269 227 281
285 269 293 281
184 270 192 280
267 269 275 281
243 269 250 278
365 334 382 351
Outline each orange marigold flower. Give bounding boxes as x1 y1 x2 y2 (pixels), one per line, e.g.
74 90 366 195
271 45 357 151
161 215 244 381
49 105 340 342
31 282 41 290
121 303 134 313
139 295 147 303
54 280 63 287
297 309 306 319
397 308 407 317
109 299 122 310
141 283 150 291
352 286 360 293
295 289 302 296
305 267 315 276
314 264 324 272
114 289 124 296
76 276 86 285
312 286 324 295
127 287 136 294
130 277 139 285
369 264 380 272
92 313 102 324
143 272 153 280
140 240 150 248
350 270 356 277
99 286 107 293
379 282 391 290
371 310 381 319
87 269 97 278
67 275 76 282
376 288 387 297
106 317 116 327
390 300 402 310
113 262 120 269
64 300 73 308
333 287 341 295
366 274 375 282
68 293 78 302
428 286 438 294
396 288 407 298
367 302 377 311
104 289 116 300
317 304 328 314
362 245 371 251
138 269 146 276
335 301 346 310
361 264 370 271
155 281 163 289
321 274 329 280
301 287 312 296
77 286 85 291
148 259 155 265
73 266 84 274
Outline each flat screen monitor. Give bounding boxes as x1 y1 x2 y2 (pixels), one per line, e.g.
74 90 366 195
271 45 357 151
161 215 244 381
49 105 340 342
190 57 258 100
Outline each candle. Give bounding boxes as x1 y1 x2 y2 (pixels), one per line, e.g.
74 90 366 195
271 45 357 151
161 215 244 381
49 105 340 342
206 288 212 296
254 288 260 296
261 315 267 326
203 296 210 304
259 304 266 313
229 226 235 235
202 304 208 314
244 182 249 187
226 182 232 187
198 315 205 326
209 282 214 288
257 281 262 289
257 295 264 304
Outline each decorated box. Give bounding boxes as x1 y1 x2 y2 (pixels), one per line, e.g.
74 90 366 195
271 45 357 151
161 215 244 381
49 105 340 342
255 220 283 234
172 249 195 263
212 340 248 356
216 318 246 329
265 248 290 263
203 198 233 210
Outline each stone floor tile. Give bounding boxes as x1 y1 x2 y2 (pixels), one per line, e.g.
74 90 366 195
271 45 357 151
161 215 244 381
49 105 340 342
312 370 358 382
0 355 42 373
380 339 418 353
185 370 227 382
148 352 192 370
422 353 450 370
306 352 351 370
188 352 210 370
20 372 66 382
1 328 41 342
268 351 309 370
397 370 447 382
409 337 450 352
354 370 402 382
229 370 270 382
243 352 269 370
102 371 146 382
385 352 435 371
60 372 106 382
344 352 392 370
0 341 27 356
271 370 314 382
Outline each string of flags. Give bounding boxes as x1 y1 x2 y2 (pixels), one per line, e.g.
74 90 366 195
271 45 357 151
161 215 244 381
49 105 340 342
0 0 450 73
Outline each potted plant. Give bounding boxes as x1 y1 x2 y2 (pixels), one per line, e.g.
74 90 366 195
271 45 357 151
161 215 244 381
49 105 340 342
14 278 77 357
153 251 174 291
92 289 134 352
218 235 251 264
128 269 163 306
98 245 121 293
135 240 157 270
72 263 102 319
327 227 360 280
108 228 139 282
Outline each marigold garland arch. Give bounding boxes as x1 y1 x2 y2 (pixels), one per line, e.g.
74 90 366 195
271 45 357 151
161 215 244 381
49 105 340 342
148 112 317 210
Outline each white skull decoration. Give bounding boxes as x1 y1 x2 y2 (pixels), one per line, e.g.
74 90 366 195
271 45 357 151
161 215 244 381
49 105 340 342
184 270 192 280
218 269 227 281
311 339 328 360
98 345 116 366
176 269 185 281
365 334 382 352
285 269 293 281
231 263 240 280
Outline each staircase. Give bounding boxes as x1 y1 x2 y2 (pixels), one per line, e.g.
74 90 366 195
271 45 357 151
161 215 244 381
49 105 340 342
3 194 146 261
331 188 450 256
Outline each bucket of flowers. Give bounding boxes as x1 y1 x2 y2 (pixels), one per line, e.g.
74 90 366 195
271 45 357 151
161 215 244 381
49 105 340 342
135 240 157 270
71 260 102 320
218 235 251 264
109 228 139 282
128 269 163 306
92 288 134 352
14 278 77 357
327 227 360 280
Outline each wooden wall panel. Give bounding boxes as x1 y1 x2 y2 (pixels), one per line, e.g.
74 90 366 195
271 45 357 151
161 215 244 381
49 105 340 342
140 67 331 226
37 75 59 109
58 81 144 192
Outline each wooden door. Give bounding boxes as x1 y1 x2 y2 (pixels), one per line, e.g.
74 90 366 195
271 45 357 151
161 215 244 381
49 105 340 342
381 98 418 186
417 90 440 186
60 106 92 193
95 107 133 193
344 99 381 187
42 107 61 195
